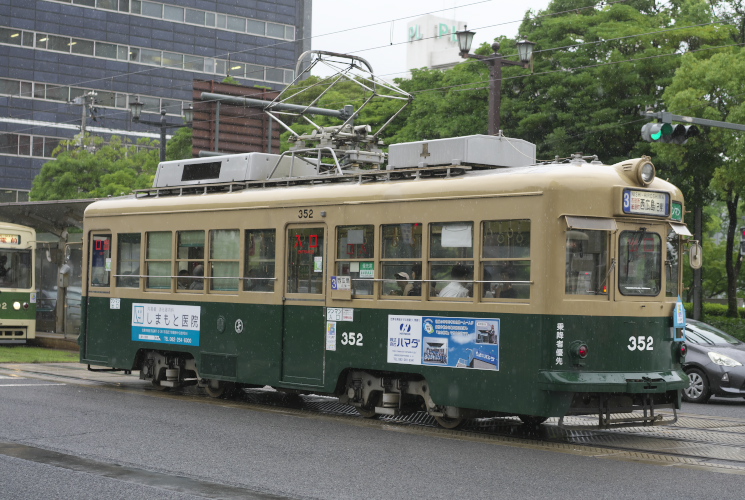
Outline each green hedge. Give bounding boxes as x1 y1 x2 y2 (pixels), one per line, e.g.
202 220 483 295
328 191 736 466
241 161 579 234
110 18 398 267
682 302 745 342
682 302 745 318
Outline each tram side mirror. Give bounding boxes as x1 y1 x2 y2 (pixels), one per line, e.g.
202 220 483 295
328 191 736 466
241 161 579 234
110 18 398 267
58 263 72 288
689 240 702 270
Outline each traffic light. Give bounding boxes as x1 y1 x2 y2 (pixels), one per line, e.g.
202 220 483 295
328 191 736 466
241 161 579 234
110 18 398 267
641 122 699 144
669 124 700 144
641 122 672 142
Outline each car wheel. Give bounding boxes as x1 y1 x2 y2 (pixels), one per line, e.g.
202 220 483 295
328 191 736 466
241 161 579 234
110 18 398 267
683 368 711 404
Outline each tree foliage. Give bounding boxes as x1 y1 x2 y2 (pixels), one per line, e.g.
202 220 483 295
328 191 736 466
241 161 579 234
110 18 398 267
30 128 192 200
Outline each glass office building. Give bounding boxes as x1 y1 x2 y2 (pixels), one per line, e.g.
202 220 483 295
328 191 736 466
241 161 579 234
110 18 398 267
0 0 311 190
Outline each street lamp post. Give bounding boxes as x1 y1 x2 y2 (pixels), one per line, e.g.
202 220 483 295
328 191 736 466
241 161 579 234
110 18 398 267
129 98 194 161
456 27 535 135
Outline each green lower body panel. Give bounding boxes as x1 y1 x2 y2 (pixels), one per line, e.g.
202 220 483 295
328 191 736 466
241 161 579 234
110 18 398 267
81 296 685 418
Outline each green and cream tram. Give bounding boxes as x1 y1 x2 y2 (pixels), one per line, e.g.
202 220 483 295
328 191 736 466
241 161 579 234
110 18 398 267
80 135 695 428
0 223 36 344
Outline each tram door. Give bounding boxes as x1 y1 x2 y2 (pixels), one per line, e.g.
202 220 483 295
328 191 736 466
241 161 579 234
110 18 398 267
281 225 326 385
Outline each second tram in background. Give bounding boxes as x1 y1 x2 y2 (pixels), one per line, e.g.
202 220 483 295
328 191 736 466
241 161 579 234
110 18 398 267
79 134 698 428
0 222 36 344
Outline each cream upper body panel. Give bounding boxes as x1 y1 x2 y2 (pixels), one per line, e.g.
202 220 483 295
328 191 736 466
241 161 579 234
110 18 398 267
84 161 684 221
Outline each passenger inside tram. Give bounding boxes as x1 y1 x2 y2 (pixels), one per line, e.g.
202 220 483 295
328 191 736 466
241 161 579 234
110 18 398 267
438 264 471 298
189 265 204 290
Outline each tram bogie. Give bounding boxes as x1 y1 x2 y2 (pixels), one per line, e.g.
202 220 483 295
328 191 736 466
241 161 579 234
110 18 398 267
80 137 695 429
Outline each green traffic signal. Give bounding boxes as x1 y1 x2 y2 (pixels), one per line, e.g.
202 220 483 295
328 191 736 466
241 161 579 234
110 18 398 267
641 122 699 144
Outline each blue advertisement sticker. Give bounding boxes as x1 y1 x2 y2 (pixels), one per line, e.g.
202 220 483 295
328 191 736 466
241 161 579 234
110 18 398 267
387 315 499 370
131 303 201 346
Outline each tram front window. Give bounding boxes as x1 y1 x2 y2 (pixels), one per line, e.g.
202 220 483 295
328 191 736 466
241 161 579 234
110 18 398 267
619 230 661 296
565 229 609 295
0 249 32 289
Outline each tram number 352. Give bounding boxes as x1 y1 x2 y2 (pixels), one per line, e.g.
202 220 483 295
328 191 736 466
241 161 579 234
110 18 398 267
628 335 654 351
341 332 364 346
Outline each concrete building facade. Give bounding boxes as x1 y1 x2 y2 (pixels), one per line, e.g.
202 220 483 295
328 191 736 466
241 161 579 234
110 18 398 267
0 0 311 191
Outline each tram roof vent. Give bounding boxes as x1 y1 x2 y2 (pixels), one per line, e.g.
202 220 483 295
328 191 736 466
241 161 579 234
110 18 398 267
387 135 536 170
152 153 317 188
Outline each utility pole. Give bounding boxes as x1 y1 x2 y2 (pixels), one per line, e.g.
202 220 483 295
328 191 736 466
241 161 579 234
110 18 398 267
73 91 97 146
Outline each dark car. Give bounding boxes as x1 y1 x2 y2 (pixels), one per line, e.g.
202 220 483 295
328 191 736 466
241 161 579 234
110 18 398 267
683 319 745 403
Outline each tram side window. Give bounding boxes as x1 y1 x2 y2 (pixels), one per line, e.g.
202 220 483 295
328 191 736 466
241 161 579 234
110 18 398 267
618 230 661 296
90 235 112 287
117 233 141 288
666 229 680 297
145 231 171 289
482 220 530 299
430 222 473 298
177 231 205 291
381 223 422 297
287 227 324 294
209 229 239 292
565 230 609 295
336 225 374 296
245 229 275 292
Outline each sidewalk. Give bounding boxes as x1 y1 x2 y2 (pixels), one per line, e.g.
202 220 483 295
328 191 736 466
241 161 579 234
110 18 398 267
30 332 80 352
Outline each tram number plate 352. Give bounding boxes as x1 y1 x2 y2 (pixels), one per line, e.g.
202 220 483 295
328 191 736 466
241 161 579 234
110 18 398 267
627 335 654 351
340 332 363 346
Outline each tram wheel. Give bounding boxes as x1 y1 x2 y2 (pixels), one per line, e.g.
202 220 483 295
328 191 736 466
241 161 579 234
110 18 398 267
683 368 711 404
434 415 464 429
357 392 381 419
151 377 171 391
205 380 236 399
518 415 547 427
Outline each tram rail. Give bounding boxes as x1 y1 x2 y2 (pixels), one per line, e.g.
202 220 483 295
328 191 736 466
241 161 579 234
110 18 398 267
4 363 744 474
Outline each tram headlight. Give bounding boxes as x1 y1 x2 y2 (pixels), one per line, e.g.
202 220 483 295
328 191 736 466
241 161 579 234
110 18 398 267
22 302 29 310
637 161 655 186
13 301 21 310
707 351 742 367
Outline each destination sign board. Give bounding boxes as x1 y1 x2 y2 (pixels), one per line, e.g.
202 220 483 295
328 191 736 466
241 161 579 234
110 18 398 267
622 189 669 217
0 234 20 244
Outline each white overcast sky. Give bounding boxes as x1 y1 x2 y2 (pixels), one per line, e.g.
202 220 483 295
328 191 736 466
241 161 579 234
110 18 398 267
311 0 552 80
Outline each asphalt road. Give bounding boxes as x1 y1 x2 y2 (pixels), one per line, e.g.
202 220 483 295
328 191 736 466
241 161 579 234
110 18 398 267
1 368 745 500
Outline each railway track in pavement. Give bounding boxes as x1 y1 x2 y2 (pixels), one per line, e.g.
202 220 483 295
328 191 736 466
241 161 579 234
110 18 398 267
3 362 745 475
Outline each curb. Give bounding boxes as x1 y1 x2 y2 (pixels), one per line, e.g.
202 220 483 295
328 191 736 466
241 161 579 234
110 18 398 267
29 335 79 352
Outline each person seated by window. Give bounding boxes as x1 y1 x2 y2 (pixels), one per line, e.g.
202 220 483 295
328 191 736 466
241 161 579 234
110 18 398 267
438 264 470 298
189 265 204 290
0 255 8 279
409 263 422 296
494 265 518 298
389 272 413 296
177 269 191 289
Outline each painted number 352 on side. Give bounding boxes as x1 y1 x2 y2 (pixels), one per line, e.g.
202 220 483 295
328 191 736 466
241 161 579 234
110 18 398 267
628 335 654 351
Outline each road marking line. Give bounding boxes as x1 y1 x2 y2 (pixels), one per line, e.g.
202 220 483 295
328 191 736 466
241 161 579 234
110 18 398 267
0 383 66 387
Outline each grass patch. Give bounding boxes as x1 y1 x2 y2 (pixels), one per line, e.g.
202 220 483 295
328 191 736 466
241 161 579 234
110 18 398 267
0 346 80 364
